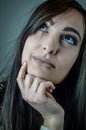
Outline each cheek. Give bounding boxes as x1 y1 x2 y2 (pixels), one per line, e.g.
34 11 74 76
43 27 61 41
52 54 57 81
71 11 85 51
21 37 40 63
60 51 79 70
56 48 80 73
65 56 77 77
53 52 79 83
21 39 31 63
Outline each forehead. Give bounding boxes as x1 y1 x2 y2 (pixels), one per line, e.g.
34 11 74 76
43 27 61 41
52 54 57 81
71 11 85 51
49 9 84 41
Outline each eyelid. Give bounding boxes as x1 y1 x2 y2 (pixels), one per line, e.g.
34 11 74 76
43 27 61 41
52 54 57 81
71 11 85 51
44 22 49 31
63 31 79 41
61 32 79 41
63 27 81 41
38 22 49 33
60 34 78 46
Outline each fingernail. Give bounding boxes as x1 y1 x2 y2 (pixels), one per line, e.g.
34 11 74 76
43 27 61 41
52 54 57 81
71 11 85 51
22 61 27 65
50 89 53 93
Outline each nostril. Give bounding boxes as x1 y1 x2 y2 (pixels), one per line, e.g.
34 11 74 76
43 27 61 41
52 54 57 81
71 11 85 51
43 47 46 50
43 47 54 54
43 45 58 55
49 50 54 54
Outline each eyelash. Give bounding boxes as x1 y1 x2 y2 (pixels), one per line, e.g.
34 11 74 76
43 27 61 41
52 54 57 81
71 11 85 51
38 23 78 46
38 23 48 32
60 35 77 46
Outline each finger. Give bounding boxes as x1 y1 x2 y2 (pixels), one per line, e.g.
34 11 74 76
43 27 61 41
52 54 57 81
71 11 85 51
17 61 27 92
17 61 27 80
46 86 54 93
30 77 42 93
46 92 57 103
24 74 34 89
37 81 55 95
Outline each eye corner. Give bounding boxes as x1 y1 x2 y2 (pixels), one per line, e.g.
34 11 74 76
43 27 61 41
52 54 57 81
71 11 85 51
60 34 78 46
38 23 48 33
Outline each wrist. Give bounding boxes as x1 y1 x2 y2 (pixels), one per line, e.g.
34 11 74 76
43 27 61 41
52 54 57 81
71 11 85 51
43 114 64 130
40 125 52 130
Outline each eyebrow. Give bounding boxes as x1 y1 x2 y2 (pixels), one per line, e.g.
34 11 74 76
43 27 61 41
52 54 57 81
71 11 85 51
47 19 81 41
47 19 54 25
63 27 81 41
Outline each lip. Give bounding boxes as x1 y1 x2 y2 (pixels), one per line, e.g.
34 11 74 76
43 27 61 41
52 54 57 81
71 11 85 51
33 56 55 68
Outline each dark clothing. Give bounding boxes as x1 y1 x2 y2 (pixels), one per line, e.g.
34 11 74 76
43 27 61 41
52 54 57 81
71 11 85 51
0 80 75 130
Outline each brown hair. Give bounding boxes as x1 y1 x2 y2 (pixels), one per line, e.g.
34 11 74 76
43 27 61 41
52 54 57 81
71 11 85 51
1 1 86 130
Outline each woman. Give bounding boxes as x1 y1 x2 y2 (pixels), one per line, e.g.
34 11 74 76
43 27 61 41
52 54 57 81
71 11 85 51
0 0 86 130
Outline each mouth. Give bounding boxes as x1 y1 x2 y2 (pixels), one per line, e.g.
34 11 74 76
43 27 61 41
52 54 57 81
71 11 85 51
33 56 55 69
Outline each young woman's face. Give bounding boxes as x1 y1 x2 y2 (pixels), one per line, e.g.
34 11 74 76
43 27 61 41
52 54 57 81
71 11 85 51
21 9 84 84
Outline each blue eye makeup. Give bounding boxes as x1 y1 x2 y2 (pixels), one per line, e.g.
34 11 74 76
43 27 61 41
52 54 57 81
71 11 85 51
60 35 77 46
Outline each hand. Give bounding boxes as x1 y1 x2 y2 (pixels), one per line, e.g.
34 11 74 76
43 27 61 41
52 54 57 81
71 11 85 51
17 62 64 130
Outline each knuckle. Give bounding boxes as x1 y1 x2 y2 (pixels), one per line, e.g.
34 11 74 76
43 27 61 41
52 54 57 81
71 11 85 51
47 81 53 86
40 82 45 86
29 74 34 80
35 77 41 82
16 76 19 82
25 74 29 79
16 75 21 82
47 81 55 89
16 77 20 84
28 74 34 83
29 74 34 78
16 77 22 85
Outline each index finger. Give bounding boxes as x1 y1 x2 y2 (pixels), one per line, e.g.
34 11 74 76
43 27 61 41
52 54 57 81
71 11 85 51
17 61 27 80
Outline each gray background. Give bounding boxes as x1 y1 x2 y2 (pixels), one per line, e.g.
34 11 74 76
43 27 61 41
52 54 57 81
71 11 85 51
0 0 86 57
0 0 86 81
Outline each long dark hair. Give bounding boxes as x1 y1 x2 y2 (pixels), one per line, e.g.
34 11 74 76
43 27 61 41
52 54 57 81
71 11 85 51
1 0 86 130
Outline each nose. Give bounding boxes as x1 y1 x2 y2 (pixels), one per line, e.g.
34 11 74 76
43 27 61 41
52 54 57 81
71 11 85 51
42 35 60 55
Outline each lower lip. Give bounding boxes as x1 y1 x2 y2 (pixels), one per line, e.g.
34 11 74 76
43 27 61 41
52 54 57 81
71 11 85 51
33 58 53 69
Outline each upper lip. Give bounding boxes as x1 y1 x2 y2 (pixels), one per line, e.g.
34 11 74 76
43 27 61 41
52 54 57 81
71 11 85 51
33 56 55 68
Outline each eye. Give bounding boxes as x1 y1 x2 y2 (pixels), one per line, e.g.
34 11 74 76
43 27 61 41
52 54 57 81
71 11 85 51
38 23 48 32
60 35 77 46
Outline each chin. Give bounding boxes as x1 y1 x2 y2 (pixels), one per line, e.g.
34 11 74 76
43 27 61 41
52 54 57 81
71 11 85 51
27 70 58 84
27 66 65 84
28 69 50 81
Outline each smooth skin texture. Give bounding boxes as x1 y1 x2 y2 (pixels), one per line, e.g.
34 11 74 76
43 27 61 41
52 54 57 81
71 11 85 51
17 9 84 130
21 9 84 84
17 62 64 130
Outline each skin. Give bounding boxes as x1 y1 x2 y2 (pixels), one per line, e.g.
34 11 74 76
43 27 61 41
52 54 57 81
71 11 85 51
17 9 84 130
21 9 84 84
